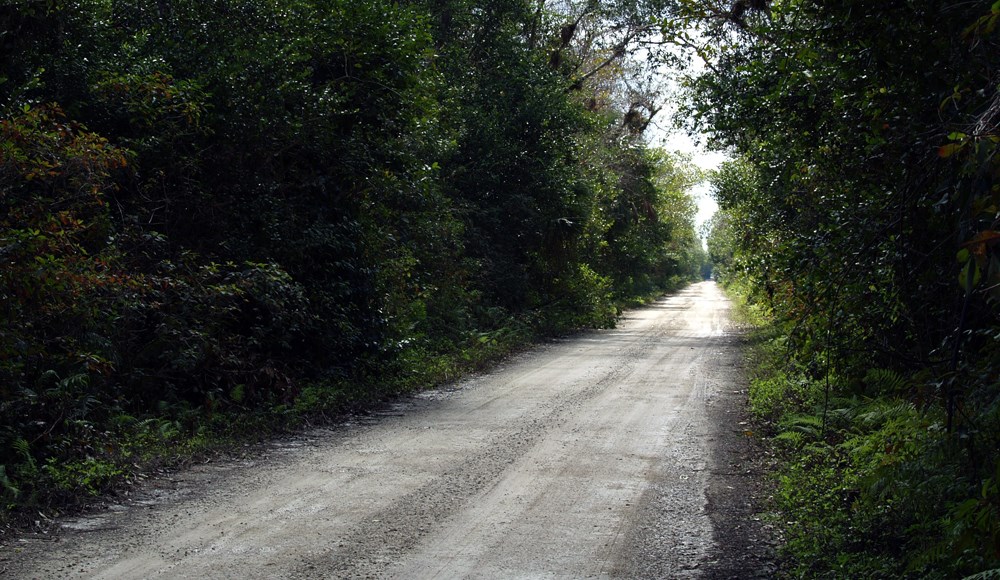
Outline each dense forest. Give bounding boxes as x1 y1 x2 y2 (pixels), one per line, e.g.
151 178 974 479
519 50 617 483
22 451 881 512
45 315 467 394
693 0 1000 577
0 0 707 529
5 0 999 576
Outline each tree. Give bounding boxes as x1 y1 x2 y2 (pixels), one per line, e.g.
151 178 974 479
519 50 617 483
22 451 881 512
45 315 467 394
668 0 1000 574
0 0 708 522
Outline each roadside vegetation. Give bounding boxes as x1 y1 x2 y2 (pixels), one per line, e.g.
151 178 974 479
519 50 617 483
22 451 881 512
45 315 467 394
695 1 1000 577
0 1 712 531
10 2 995 575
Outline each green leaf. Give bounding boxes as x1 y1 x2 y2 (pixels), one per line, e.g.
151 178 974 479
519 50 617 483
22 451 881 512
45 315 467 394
959 259 981 290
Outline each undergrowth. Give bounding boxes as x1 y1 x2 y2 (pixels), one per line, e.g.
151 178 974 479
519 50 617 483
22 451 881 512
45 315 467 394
0 288 670 538
0 321 524 536
727 283 1000 579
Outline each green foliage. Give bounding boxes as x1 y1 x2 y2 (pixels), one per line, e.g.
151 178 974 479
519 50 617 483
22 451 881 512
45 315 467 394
677 1 1000 575
0 0 705 526
43 456 124 498
736 298 1000 577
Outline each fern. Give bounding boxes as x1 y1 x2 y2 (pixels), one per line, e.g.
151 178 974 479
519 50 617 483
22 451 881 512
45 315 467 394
11 438 35 471
109 413 138 428
775 430 805 448
0 464 19 499
909 540 954 575
138 418 182 440
864 368 907 396
855 400 918 430
781 413 824 438
1 439 37 502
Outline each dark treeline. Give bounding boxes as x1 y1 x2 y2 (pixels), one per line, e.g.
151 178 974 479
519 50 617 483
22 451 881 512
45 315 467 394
0 0 705 521
689 0 1000 577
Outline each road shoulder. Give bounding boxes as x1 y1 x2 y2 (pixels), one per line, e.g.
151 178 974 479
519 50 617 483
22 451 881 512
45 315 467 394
702 331 779 579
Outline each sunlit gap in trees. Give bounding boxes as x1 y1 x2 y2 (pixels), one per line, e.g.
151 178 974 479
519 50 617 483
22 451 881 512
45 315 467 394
639 28 727 246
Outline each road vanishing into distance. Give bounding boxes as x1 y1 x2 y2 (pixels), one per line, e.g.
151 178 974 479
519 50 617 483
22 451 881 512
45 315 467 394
4 282 770 579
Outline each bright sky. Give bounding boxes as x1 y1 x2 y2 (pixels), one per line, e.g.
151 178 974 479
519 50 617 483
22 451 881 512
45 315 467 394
640 30 728 238
654 128 727 235
637 59 726 235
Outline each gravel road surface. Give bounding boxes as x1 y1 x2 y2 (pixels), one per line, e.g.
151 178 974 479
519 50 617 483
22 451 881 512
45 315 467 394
2 281 773 579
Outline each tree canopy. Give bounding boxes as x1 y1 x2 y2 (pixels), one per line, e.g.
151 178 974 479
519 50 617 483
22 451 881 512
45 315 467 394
0 0 704 522
686 0 1000 575
10 1 995 574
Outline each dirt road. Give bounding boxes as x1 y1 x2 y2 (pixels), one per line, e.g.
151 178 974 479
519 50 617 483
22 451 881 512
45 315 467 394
3 281 772 579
